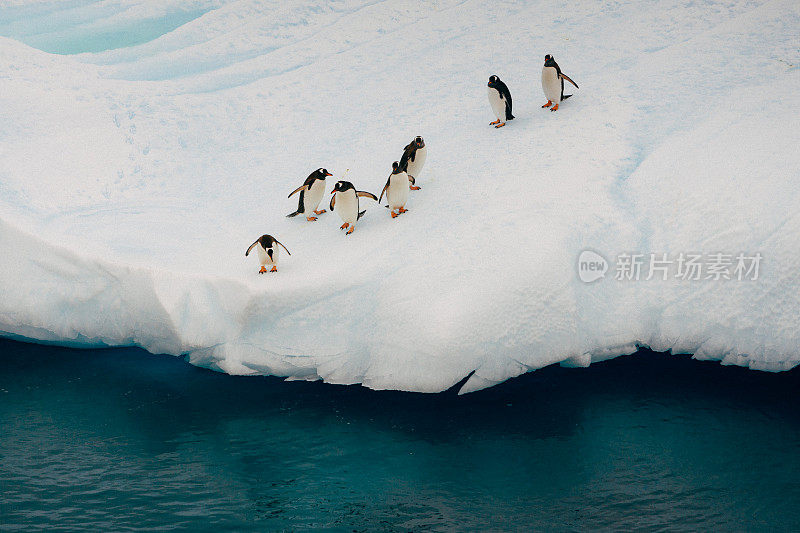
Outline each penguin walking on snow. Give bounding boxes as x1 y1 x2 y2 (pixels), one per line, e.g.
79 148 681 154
541 54 579 112
246 234 291 273
398 136 426 190
330 180 378 235
487 75 514 128
379 162 410 218
286 168 332 221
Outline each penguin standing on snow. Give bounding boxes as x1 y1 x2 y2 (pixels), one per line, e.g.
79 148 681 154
487 75 514 128
398 136 426 190
286 168 332 221
329 180 378 235
379 162 410 218
245 234 291 273
541 54 579 112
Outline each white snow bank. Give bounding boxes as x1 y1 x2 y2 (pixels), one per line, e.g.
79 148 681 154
0 0 798 392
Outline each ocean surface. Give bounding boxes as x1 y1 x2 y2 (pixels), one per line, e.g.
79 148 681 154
1 339 799 531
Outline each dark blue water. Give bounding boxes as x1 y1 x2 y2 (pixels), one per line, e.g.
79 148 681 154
1 339 799 531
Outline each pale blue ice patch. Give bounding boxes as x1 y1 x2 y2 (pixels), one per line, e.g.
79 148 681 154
0 2 212 55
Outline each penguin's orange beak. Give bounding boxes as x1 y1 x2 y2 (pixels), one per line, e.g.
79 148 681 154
325 172 332 176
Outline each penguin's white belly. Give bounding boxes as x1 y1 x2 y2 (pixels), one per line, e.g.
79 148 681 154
387 172 409 210
542 66 561 102
256 245 277 266
336 191 359 224
488 87 506 120
406 147 426 178
304 179 325 213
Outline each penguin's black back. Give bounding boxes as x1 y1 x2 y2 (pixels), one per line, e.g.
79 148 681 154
398 141 417 172
260 235 276 249
494 78 515 120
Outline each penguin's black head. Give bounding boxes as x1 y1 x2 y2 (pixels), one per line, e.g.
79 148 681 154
414 136 424 148
488 75 499 87
317 167 332 177
332 180 354 193
392 161 401 173
544 54 556 67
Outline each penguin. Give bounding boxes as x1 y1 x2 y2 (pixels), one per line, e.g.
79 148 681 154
329 180 378 235
286 168 332 221
487 75 514 128
245 234 291 273
379 162 410 218
541 54 579 112
398 136 426 190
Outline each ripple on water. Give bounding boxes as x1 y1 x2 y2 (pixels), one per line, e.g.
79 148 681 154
1 339 800 530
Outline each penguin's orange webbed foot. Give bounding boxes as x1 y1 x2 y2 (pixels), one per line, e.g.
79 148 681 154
259 266 267 274
340 222 350 230
409 185 421 190
270 266 277 272
495 122 506 128
398 207 408 214
306 216 317 222
346 226 354 235
314 209 326 215
489 119 500 125
390 211 398 218
550 104 559 112
542 100 553 108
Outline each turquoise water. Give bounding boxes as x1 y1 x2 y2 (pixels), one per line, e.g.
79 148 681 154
1 338 799 531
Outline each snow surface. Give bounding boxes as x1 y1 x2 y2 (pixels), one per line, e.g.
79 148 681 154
0 0 798 393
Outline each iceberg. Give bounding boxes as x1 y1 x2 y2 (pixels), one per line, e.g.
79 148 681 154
1 0 798 393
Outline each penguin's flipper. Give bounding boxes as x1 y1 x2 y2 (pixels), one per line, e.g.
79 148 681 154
408 175 416 186
560 73 579 89
357 210 367 220
274 239 291 256
378 180 390 204
288 184 308 198
329 194 336 211
356 191 378 201
245 240 259 257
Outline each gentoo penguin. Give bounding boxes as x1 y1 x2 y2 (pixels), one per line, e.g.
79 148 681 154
541 54 579 112
379 162 410 218
286 168 332 221
487 75 514 128
398 136 426 190
245 234 291 273
329 180 378 235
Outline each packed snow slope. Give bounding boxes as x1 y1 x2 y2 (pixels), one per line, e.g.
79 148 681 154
1 0 799 393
